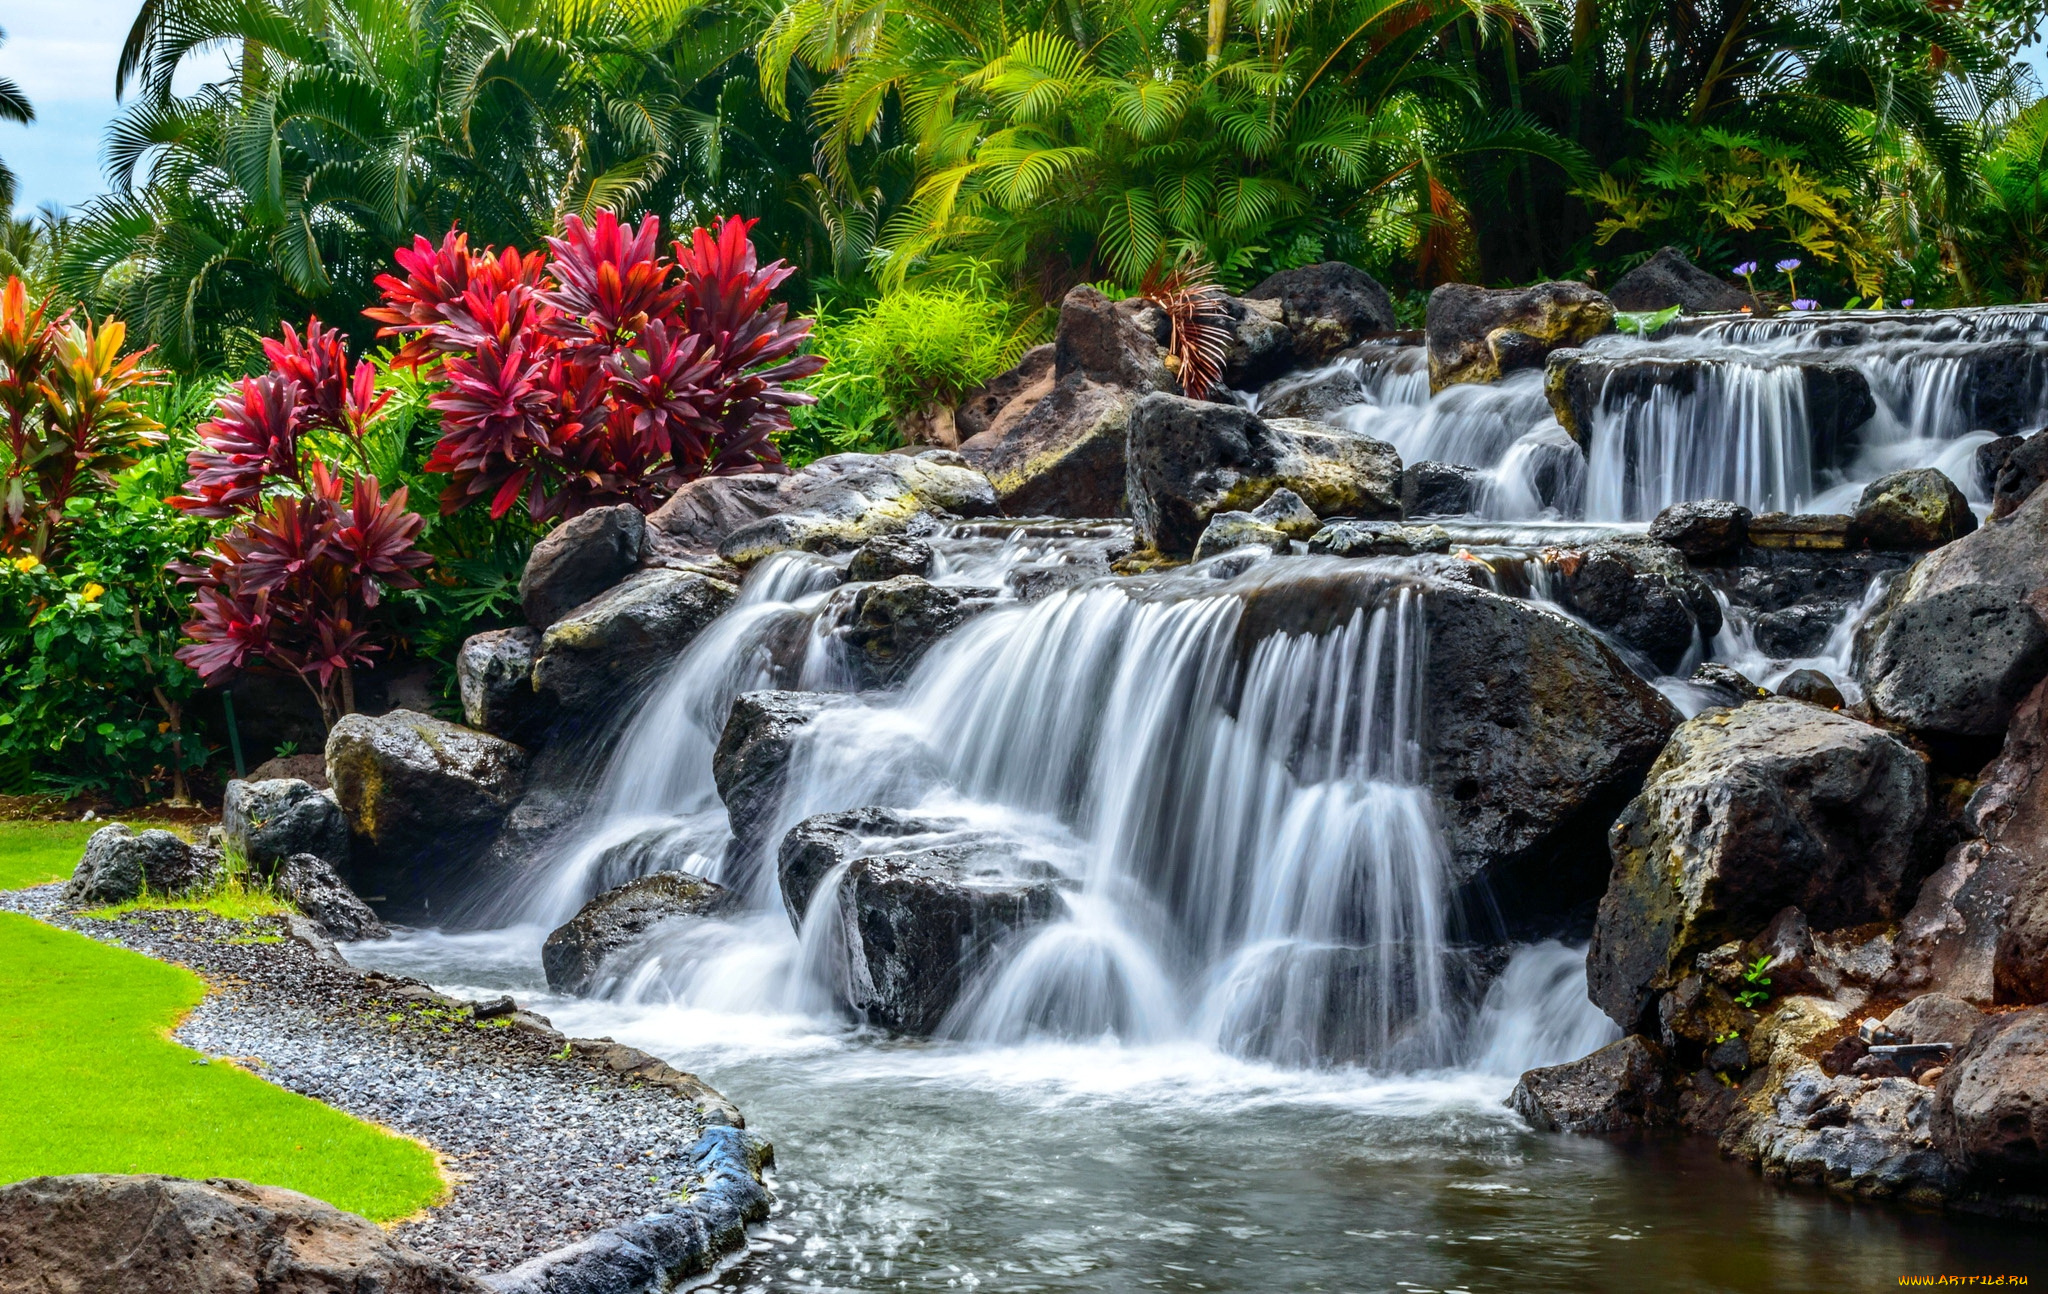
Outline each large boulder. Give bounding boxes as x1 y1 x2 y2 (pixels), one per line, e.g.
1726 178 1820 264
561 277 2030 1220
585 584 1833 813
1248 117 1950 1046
220 778 349 874
1854 483 2048 742
1242 262 1399 362
1648 500 1750 561
715 453 999 564
518 503 645 628
62 826 213 906
713 691 842 877
1399 461 1482 518
325 710 529 921
1588 699 1928 1032
1218 296 1294 389
1849 468 1977 551
1255 366 1367 422
1125 395 1401 555
957 376 1134 518
846 534 935 583
1426 281 1615 391
954 344 1055 441
642 474 786 559
0 1174 485 1294
1539 537 1722 673
455 626 545 742
1606 247 1749 315
1050 285 1176 392
1990 428 2048 520
542 872 741 995
828 576 995 688
530 569 738 720
1509 1035 1677 1133
1934 1007 2048 1187
775 808 1065 1034
275 853 386 941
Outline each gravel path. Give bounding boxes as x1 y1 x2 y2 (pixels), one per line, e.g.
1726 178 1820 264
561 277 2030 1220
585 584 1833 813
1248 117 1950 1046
1 885 723 1274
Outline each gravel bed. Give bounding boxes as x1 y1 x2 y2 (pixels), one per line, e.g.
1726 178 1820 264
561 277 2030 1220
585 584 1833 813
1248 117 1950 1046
1 885 715 1273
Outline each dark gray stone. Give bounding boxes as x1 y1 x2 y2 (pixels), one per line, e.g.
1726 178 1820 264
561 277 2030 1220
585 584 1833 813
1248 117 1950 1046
1776 669 1845 709
62 825 211 905
1992 428 2048 520
1607 247 1750 315
958 376 1133 519
1400 461 1482 518
1218 296 1294 388
520 503 646 628
1509 1035 1676 1133
531 570 739 719
1689 662 1765 710
1541 537 1723 673
543 872 742 995
713 691 842 879
711 454 998 565
1935 1007 2048 1186
847 535 934 583
1648 500 1751 560
456 626 545 742
221 778 349 873
1306 520 1451 557
1255 366 1366 421
276 853 386 941
1243 262 1399 362
829 576 994 688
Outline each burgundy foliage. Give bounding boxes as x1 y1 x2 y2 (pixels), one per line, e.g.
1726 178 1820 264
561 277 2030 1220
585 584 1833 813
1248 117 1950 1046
366 211 824 521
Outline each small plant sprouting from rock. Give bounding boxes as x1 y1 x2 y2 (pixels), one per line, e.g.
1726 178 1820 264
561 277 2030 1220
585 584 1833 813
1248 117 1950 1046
1734 955 1773 1009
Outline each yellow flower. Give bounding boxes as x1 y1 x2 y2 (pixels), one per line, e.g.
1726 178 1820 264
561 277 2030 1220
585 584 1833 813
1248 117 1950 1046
79 582 105 602
11 556 35 573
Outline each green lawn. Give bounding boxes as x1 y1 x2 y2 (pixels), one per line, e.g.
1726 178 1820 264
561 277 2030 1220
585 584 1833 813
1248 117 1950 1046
0 911 446 1222
0 821 106 889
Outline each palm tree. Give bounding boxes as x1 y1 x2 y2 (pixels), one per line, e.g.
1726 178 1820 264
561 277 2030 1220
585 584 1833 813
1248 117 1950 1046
0 28 35 215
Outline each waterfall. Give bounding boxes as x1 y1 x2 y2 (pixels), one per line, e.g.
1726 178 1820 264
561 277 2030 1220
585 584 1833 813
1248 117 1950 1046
1581 358 1815 520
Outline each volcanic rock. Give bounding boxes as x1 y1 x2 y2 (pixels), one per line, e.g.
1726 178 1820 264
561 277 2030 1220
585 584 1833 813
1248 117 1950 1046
1509 1035 1677 1133
1606 247 1750 315
543 872 741 995
1243 262 1399 362
221 777 349 873
456 626 546 742
1426 281 1614 390
519 503 646 628
275 853 386 941
1850 468 1977 550
531 570 738 721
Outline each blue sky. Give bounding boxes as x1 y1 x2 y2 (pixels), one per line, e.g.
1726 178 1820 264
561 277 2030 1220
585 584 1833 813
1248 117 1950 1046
4 4 2047 217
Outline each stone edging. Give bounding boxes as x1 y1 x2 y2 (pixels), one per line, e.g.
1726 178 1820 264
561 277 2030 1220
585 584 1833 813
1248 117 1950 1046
484 1126 774 1294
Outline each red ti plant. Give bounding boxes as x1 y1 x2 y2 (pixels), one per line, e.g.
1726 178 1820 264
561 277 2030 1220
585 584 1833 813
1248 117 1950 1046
0 277 166 558
365 212 824 522
170 318 429 728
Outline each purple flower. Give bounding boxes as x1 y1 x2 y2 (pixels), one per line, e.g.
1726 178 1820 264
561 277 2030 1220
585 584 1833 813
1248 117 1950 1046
1733 261 1758 277
1792 298 1818 311
1902 298 1915 308
1776 258 1802 272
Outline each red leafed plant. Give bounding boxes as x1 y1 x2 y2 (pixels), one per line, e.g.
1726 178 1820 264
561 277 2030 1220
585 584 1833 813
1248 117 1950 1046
171 318 429 727
365 211 824 522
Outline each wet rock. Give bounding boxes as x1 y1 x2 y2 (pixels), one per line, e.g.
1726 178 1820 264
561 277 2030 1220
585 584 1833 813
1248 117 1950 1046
531 570 739 720
831 576 994 687
326 710 529 920
1893 839 2033 1003
716 454 998 565
1751 605 1843 659
1125 395 1401 555
1509 1035 1677 1133
1689 662 1766 709
1005 557 1110 602
1589 699 1929 1032
1219 296 1294 389
1400 461 1482 517
958 376 1134 518
1306 521 1452 557
776 808 1065 1034
1960 340 2048 434
1256 366 1366 421
0 1174 487 1294
1426 281 1614 390
1648 500 1751 561
1850 468 1977 550
713 691 842 876
1248 487 1322 539
221 778 349 872
63 825 212 905
1777 669 1845 709
955 344 1054 441
847 535 934 583
1855 484 2048 741
276 853 386 941
1715 546 1911 616
1991 428 2048 520
1883 992 1986 1046
1052 285 1178 393
1979 434 2023 497
1192 512 1289 562
456 626 545 742
1607 247 1749 315
1934 1006 2048 1186
519 503 646 628
1243 262 1399 363
1543 536 1724 672
1746 513 1853 551
543 872 742 995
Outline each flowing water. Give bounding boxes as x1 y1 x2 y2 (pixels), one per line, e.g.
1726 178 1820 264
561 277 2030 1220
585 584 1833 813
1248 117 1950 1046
342 310 2048 1290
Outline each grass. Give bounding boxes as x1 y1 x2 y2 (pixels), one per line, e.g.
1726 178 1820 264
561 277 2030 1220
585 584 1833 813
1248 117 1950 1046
0 911 445 1221
0 821 108 890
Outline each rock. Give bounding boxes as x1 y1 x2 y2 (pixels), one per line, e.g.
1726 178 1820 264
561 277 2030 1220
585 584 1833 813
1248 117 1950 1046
1606 246 1750 314
519 503 646 628
1991 428 2048 520
1883 993 1986 1046
542 872 742 995
1690 662 1766 709
1960 341 2048 434
1255 366 1366 421
455 626 545 741
246 752 328 789
1746 512 1853 551
62 825 210 905
955 344 1055 441
847 535 934 583
1305 520 1451 557
1776 669 1845 709
1978 434 2024 497
531 569 738 720
957 376 1133 518
1850 468 1978 550
1218 296 1294 388
1541 537 1724 673
1648 500 1751 560
1248 487 1321 539
642 473 786 559
1192 512 1290 562
830 576 993 687
1243 262 1399 362
275 853 385 941
1855 484 2048 741
713 691 841 876
1728 1060 1955 1202
1892 839 2033 1004
775 808 1064 1034
1751 604 1843 659
1051 286 1177 393
716 454 998 565
0 1173 486 1294
1588 698 1929 1032
1509 1035 1677 1133
1125 395 1401 555
220 778 349 873
1934 1006 2048 1185
1426 281 1615 390
325 710 530 920
1399 461 1482 517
